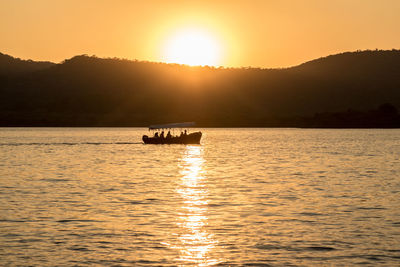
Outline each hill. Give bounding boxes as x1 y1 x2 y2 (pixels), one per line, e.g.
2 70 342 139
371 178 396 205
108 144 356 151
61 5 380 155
0 52 55 75
0 50 399 127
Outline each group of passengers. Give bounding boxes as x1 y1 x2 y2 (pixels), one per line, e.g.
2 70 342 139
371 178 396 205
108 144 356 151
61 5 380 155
153 130 187 139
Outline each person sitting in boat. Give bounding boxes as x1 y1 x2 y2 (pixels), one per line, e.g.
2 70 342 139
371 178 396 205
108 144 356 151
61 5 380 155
160 131 165 139
166 130 172 139
154 132 159 138
180 130 187 137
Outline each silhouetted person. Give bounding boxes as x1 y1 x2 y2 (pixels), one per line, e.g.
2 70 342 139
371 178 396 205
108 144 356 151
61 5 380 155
166 130 171 139
160 131 164 139
184 130 187 136
154 132 159 138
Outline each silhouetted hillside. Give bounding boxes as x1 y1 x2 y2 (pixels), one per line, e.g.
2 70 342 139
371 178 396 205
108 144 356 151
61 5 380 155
0 50 399 127
0 52 54 75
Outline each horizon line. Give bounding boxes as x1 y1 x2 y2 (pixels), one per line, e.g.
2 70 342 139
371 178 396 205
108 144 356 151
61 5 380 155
2 48 399 70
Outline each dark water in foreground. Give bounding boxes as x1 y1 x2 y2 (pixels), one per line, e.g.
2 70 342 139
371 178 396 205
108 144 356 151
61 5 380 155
0 128 399 266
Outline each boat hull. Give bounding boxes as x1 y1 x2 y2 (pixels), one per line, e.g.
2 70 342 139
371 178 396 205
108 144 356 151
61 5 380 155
142 132 202 144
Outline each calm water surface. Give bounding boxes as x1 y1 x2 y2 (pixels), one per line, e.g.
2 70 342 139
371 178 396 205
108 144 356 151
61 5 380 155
0 128 399 266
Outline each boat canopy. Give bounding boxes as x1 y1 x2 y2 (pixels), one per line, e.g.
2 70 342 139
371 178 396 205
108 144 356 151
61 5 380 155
149 122 195 130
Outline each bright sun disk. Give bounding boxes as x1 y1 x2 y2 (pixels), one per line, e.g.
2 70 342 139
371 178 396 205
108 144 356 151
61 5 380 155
163 29 221 66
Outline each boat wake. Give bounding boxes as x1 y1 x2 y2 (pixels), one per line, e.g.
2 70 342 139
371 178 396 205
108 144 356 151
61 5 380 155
0 142 143 146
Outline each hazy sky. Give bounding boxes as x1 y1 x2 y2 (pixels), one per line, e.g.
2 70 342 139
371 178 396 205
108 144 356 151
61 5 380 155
1 0 399 68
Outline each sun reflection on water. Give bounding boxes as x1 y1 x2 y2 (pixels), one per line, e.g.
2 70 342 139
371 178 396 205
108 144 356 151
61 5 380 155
174 145 219 266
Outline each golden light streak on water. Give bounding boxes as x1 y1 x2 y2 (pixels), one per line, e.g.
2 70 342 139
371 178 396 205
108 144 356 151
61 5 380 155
1 129 400 265
175 145 220 266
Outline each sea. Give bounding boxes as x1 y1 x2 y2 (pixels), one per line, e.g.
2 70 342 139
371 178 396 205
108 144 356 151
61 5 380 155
0 128 399 266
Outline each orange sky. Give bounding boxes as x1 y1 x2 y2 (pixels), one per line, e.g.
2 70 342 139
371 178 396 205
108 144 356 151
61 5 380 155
1 0 399 68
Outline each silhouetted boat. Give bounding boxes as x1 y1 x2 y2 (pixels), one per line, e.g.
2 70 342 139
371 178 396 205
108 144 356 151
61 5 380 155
142 122 202 144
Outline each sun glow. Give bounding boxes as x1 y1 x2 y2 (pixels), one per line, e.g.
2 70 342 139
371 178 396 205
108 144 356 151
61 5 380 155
163 28 222 66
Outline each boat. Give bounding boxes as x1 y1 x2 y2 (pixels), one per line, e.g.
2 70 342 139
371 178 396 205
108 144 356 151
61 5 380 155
142 122 202 144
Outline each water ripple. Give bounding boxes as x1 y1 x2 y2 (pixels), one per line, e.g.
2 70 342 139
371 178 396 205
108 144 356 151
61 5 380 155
0 128 399 266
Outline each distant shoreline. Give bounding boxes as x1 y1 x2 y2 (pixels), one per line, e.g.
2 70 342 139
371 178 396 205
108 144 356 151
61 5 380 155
1 125 399 129
1 50 399 129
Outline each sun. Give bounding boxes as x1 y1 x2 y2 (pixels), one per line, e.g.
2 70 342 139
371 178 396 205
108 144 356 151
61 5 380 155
162 28 222 66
